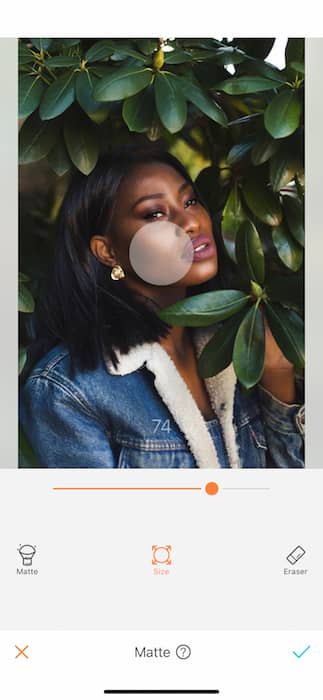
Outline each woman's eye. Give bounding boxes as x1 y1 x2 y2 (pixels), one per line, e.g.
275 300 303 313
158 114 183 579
185 197 198 207
143 197 198 220
144 210 165 220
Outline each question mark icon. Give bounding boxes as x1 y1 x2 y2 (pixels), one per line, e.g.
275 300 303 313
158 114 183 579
176 644 191 659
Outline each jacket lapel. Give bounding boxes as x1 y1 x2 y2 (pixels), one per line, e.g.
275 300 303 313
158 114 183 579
191 328 241 468
104 329 241 469
144 343 223 469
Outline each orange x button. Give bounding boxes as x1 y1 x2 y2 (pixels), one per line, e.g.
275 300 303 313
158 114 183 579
15 645 29 659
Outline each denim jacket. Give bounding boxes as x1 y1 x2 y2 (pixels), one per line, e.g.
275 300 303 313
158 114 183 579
19 326 304 469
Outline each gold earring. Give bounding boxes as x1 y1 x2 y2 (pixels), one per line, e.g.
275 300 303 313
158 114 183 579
111 264 125 281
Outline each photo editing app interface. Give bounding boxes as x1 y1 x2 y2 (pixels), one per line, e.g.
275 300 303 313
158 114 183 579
0 470 322 699
5 33 320 699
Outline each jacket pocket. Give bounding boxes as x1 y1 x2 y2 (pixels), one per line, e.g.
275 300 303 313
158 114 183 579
117 445 197 469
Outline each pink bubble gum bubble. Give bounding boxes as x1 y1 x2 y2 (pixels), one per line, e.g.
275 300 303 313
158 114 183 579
129 221 193 285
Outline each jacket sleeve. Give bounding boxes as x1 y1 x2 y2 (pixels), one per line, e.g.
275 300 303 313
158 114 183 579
19 375 117 468
257 377 304 468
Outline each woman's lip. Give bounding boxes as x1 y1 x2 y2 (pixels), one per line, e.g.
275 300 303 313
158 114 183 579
190 234 216 261
191 234 212 250
181 234 216 262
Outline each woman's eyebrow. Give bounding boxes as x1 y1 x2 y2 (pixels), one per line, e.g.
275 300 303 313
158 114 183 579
132 192 164 209
132 181 191 209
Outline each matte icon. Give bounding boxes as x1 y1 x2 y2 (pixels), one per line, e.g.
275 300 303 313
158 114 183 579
18 544 36 566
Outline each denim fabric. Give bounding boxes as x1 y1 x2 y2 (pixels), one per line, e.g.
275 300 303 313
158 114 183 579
206 418 230 468
19 343 304 469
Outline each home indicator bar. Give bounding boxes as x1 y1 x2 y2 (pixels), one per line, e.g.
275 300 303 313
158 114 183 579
103 691 220 695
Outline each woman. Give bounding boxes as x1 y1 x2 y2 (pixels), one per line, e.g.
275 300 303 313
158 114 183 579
19 145 304 468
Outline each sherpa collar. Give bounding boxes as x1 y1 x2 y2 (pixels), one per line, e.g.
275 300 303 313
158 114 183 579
104 327 240 469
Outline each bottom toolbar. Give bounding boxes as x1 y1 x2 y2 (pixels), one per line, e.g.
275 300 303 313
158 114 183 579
0 630 320 700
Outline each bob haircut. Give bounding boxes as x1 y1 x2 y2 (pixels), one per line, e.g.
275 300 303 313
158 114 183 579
24 143 226 377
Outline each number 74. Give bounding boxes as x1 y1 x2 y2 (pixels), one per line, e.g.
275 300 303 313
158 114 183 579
152 419 171 433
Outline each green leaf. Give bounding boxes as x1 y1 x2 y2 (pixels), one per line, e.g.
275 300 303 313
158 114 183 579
52 39 80 49
214 75 282 94
192 58 230 89
181 38 221 50
111 46 147 63
290 60 305 75
242 176 282 226
197 311 247 378
164 49 193 64
19 74 45 118
194 165 228 215
19 112 60 164
251 136 280 165
272 223 303 271
227 139 256 166
19 347 27 375
103 39 146 61
75 71 110 122
282 194 304 246
47 138 71 176
19 272 30 282
266 272 303 312
109 51 128 62
158 289 250 326
233 305 265 388
235 219 265 285
19 424 38 468
221 186 246 261
64 110 99 175
85 40 116 62
178 76 228 126
45 56 80 68
269 149 300 191
39 71 76 120
227 113 262 127
122 86 155 132
86 103 110 124
19 43 35 65
93 66 153 101
136 39 158 55
30 38 52 51
264 302 304 368
48 40 80 54
76 71 103 115
236 56 286 83
90 66 114 80
176 48 216 62
19 282 35 312
264 89 302 138
285 39 304 67
213 46 247 66
154 71 187 134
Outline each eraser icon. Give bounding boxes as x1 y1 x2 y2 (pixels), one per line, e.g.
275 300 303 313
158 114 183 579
286 545 306 565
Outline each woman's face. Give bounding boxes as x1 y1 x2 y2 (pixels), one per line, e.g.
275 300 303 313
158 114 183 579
91 161 218 303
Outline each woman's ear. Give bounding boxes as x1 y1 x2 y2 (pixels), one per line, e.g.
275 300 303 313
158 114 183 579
90 235 117 267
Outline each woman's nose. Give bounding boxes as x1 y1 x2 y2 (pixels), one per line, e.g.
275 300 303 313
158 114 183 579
175 210 200 235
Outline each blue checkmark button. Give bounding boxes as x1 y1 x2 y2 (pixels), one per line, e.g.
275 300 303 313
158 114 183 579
292 645 311 658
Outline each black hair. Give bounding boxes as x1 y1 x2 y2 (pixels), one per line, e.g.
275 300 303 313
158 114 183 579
23 143 225 378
